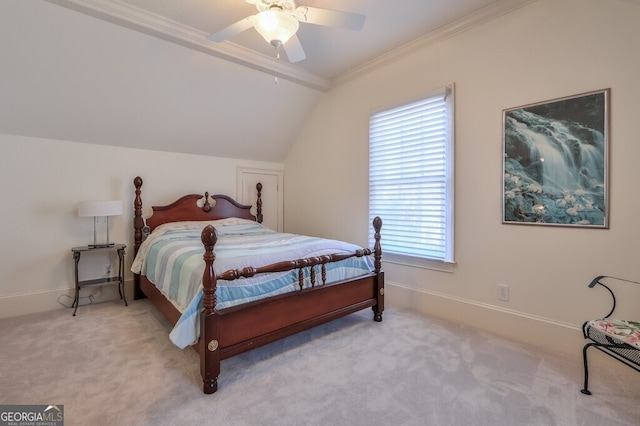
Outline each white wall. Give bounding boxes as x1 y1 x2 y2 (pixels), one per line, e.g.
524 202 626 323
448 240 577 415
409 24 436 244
284 0 640 354
0 134 282 317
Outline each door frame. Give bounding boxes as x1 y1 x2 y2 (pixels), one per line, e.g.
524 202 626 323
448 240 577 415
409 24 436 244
236 167 284 231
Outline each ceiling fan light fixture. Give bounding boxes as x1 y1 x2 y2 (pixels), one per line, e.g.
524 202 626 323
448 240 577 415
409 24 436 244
253 10 299 46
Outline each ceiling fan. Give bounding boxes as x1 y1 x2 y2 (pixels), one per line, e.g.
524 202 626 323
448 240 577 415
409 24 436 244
206 0 366 63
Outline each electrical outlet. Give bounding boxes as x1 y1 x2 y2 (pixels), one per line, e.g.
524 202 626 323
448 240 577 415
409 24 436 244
497 284 509 302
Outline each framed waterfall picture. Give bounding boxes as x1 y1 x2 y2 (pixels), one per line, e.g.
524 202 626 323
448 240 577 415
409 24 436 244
502 89 609 228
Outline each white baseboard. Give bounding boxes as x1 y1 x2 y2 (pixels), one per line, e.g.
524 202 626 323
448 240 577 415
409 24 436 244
0 279 134 319
386 281 586 356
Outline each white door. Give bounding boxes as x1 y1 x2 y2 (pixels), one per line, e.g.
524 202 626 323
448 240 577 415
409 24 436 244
237 168 283 231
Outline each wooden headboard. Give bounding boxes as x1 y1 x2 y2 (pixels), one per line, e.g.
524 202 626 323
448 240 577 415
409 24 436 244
133 176 263 255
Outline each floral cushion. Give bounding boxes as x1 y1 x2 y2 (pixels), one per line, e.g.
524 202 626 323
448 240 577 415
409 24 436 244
587 319 640 349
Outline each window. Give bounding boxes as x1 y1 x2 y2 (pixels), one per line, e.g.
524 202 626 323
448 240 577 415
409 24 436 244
369 86 454 265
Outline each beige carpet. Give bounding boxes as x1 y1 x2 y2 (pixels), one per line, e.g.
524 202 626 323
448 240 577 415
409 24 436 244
1 300 639 425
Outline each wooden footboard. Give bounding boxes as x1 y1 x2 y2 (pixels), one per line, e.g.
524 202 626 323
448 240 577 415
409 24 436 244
197 218 384 393
131 176 384 394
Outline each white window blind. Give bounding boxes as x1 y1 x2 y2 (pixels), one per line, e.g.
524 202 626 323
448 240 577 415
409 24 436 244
369 87 454 263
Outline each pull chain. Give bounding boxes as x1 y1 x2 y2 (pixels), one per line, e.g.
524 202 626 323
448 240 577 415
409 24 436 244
274 44 280 84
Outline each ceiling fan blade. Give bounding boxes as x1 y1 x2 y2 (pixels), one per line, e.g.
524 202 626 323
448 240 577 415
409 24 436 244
283 34 306 63
296 6 365 31
207 15 256 42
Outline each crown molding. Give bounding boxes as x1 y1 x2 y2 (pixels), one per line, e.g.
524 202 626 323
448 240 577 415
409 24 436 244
44 0 537 92
332 0 537 88
43 0 330 91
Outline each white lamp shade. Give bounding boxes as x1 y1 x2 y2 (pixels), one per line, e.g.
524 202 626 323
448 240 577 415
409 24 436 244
253 10 299 45
78 200 123 217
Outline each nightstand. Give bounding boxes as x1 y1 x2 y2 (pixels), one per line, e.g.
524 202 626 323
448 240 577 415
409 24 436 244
71 244 127 316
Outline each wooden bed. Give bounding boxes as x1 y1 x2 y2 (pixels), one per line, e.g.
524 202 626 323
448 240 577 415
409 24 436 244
132 176 384 394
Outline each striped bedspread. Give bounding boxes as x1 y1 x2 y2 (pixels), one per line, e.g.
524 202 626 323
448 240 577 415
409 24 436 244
131 218 374 348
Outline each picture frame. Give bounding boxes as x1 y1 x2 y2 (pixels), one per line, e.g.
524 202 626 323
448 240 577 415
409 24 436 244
502 89 609 228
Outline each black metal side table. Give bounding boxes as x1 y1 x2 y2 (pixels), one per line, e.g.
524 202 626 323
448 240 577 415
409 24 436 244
71 244 127 316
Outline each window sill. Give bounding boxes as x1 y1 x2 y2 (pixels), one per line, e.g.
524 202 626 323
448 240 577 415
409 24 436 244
382 253 455 273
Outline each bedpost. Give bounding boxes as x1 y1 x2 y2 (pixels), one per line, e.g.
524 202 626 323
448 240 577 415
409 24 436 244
256 182 263 224
133 176 145 300
372 216 384 322
200 225 220 394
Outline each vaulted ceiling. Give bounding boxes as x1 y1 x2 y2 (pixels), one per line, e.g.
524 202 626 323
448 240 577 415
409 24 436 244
0 0 534 162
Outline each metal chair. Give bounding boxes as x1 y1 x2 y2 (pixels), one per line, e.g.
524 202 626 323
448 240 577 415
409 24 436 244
581 275 640 395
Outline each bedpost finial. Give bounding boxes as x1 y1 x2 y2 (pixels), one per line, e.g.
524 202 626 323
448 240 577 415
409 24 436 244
373 216 382 232
134 176 143 188
201 225 217 247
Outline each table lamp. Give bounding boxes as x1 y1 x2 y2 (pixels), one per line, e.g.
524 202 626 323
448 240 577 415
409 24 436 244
78 200 123 248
